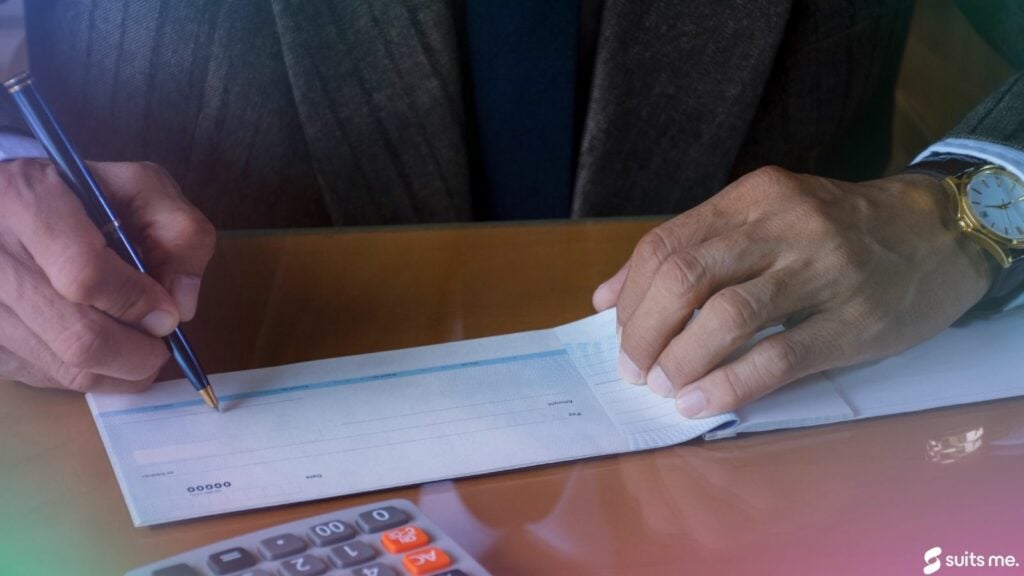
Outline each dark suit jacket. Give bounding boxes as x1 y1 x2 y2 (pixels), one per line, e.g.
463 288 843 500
5 0 1023 229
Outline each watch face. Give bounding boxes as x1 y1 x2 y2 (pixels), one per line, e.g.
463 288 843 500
964 168 1024 242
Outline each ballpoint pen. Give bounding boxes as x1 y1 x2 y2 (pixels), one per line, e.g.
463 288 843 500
0 2 218 410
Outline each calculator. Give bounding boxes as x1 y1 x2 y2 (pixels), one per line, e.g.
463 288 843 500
126 499 491 576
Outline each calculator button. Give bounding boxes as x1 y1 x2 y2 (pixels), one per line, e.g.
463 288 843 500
258 533 308 560
236 571 273 576
329 540 378 567
152 564 200 576
432 571 467 576
357 506 410 532
401 547 452 576
380 525 430 553
308 519 357 546
207 547 258 574
351 562 399 576
279 553 329 576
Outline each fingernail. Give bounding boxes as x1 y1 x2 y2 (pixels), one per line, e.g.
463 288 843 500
675 387 707 418
618 350 644 384
647 365 674 398
141 310 177 337
171 275 201 321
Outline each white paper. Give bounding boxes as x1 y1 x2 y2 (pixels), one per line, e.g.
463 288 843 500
87 310 733 526
88 306 1024 526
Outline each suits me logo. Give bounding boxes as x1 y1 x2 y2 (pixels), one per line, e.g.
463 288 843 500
923 546 1021 573
924 547 943 575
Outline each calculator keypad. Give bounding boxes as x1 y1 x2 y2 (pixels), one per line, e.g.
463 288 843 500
128 499 490 576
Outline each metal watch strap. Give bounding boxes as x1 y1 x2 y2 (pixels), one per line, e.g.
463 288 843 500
905 152 1024 313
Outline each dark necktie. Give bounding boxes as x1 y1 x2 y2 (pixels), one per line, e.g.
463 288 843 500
463 0 580 220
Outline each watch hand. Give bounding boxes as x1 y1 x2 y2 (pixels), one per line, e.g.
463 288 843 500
983 203 1012 209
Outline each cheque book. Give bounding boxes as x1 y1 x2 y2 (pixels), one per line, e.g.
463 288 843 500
87 307 1024 526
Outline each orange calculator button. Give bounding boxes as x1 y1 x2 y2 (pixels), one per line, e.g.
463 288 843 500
381 525 430 553
401 546 451 575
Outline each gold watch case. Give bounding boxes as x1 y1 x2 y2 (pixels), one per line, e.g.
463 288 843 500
943 165 1024 268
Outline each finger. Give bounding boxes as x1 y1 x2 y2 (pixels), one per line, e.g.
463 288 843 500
0 260 170 380
615 204 733 329
618 232 773 384
646 272 811 397
0 347 159 393
672 316 842 418
0 303 161 392
2 160 180 335
92 162 217 321
593 261 630 311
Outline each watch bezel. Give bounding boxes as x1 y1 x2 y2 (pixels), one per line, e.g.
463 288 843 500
949 165 1024 266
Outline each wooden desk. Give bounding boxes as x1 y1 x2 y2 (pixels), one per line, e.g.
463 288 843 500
2 219 1023 575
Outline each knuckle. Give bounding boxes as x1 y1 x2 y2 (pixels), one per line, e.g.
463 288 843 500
187 213 217 256
50 248 106 304
166 209 217 258
658 250 707 296
758 337 803 380
714 365 752 410
52 317 105 369
707 287 762 332
742 165 794 196
634 228 673 267
135 161 172 184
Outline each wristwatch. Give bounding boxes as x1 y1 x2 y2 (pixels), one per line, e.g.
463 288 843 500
907 152 1024 312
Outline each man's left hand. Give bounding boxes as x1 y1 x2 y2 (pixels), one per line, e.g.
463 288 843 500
593 166 992 418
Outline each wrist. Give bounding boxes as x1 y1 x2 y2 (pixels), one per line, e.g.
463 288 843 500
879 172 995 301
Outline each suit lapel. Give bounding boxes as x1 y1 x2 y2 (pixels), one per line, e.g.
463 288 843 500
269 0 471 224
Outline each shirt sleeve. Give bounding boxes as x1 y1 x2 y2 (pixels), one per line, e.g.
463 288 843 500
0 130 46 161
914 137 1024 310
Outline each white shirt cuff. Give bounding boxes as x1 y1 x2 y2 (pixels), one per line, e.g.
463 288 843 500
0 130 46 161
913 137 1024 310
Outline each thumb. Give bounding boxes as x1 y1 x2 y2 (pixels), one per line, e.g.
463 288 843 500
91 161 217 321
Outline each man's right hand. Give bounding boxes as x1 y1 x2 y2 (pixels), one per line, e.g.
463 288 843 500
0 159 216 393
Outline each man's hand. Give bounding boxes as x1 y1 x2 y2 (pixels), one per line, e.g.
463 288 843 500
0 159 216 392
593 166 992 418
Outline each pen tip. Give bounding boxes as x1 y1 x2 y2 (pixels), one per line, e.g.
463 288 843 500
199 387 220 412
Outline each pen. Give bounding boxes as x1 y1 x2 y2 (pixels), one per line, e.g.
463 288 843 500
2 71 219 412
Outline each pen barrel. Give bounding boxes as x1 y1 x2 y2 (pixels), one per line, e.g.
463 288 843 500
5 74 125 239
167 328 210 392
